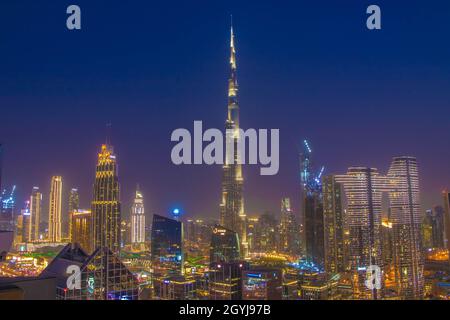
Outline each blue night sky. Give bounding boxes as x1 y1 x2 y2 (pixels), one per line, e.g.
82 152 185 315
0 0 449 222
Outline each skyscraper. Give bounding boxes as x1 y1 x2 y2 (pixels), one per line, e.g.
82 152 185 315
92 144 121 254
300 140 325 267
131 187 145 244
151 214 183 276
388 156 423 299
336 167 387 300
322 175 346 275
0 144 2 199
48 176 62 243
68 188 79 239
220 23 247 257
28 187 42 242
279 198 299 255
68 188 79 214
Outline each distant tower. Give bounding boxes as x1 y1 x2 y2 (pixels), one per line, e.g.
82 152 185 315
70 209 93 254
29 187 42 242
220 22 247 257
131 186 145 244
322 175 346 275
387 156 423 299
92 144 121 254
48 176 63 242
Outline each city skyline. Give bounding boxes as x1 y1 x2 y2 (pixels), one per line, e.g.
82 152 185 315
1 1 449 220
0 1 450 302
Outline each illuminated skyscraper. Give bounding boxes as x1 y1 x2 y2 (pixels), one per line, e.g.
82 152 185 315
279 198 299 255
70 209 93 254
92 144 121 254
151 214 183 276
387 156 423 299
336 167 387 300
300 140 325 267
28 187 42 242
48 176 62 243
322 175 346 275
131 187 145 244
220 23 247 256
210 225 240 264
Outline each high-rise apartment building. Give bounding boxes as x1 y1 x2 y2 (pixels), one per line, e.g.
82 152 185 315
48 176 62 243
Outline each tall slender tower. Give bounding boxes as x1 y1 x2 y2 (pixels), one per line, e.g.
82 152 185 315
131 186 145 244
220 22 247 256
443 190 450 257
68 188 79 239
92 144 121 253
387 156 423 299
29 187 42 242
48 176 62 242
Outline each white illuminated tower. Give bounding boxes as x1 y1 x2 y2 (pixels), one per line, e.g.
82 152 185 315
131 187 145 244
